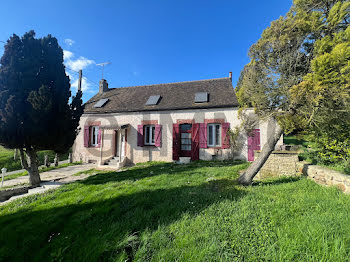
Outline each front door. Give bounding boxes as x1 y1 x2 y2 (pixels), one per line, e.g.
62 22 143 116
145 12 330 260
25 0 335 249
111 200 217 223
180 124 192 157
121 132 125 158
114 131 119 157
247 129 260 161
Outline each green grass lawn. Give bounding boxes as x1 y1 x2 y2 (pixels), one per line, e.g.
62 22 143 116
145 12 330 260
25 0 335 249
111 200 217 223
0 146 70 172
1 161 350 261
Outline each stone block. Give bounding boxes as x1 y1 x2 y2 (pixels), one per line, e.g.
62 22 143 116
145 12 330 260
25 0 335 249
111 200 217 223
0 187 29 202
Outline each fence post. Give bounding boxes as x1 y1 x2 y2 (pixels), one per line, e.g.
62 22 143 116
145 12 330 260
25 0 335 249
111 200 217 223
1 168 7 188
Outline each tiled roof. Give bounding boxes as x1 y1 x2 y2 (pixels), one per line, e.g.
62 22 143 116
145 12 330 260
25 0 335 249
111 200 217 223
84 77 239 114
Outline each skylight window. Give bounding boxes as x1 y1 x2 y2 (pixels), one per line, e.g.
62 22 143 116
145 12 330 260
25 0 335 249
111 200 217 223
93 98 109 108
194 92 209 103
145 95 161 106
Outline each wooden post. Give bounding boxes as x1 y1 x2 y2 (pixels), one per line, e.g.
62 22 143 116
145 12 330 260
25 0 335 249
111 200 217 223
44 155 50 167
1 168 7 187
54 154 59 167
78 70 82 92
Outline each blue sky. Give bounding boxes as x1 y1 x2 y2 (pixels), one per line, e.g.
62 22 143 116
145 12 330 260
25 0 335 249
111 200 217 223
0 0 292 101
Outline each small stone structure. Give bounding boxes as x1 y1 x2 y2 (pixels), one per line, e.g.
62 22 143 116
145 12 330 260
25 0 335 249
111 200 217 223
254 151 303 179
305 165 350 194
254 150 350 194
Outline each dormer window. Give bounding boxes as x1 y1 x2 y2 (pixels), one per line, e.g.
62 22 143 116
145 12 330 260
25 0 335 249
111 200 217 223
194 92 209 103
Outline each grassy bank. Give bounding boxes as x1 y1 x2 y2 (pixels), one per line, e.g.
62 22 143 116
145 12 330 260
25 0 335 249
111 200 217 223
1 161 350 261
0 146 70 172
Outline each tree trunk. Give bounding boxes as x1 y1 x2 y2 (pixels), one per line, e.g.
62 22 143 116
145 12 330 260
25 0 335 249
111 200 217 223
238 124 284 186
20 148 41 187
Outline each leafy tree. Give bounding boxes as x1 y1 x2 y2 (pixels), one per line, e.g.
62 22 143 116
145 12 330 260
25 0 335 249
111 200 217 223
291 24 350 166
237 0 350 185
0 31 83 186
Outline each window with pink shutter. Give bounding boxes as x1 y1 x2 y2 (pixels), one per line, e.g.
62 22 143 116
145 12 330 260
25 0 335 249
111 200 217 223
173 124 180 160
221 123 230 149
154 125 162 147
137 125 144 147
199 123 207 148
84 126 89 147
97 129 102 148
90 126 100 147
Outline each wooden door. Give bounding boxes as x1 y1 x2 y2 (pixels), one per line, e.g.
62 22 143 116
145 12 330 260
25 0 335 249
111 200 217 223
247 129 260 161
180 124 192 157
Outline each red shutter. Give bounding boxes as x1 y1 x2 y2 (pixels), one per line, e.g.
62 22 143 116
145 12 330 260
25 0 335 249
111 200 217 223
137 125 144 147
84 126 90 147
155 125 162 147
192 123 200 161
96 128 102 148
222 123 230 149
199 123 207 148
173 124 180 160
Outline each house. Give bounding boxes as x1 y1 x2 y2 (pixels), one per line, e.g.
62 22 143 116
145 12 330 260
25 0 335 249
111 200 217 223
72 73 283 167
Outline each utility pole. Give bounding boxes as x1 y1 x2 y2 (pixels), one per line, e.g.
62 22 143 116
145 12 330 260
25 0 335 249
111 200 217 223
78 69 82 92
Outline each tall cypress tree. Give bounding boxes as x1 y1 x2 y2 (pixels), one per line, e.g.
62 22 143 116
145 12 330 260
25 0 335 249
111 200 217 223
0 31 83 186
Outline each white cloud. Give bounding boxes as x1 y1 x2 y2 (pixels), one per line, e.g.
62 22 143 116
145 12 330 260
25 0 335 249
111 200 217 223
63 50 96 92
64 38 75 46
66 56 95 71
63 50 74 60
71 77 91 92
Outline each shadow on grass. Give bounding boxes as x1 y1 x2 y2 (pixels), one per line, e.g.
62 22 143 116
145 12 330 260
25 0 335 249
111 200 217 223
0 173 246 261
80 160 246 186
252 176 302 187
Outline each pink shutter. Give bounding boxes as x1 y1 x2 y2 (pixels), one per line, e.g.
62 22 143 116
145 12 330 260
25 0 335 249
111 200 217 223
222 123 230 149
173 124 180 160
84 126 90 147
96 128 102 148
199 123 207 148
137 125 144 147
191 123 200 161
155 125 162 147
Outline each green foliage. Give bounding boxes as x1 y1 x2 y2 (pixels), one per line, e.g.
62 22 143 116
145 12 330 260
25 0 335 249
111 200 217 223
237 0 350 172
1 161 350 261
0 30 83 153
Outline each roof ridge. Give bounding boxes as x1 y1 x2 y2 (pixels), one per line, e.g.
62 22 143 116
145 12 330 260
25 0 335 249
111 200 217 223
108 77 231 90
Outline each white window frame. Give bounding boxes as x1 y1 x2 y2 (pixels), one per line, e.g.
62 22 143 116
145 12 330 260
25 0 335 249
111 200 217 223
207 123 221 147
90 126 99 147
144 125 155 146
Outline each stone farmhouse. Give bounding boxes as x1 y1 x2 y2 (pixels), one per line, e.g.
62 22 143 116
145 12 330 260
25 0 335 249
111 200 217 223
72 73 282 167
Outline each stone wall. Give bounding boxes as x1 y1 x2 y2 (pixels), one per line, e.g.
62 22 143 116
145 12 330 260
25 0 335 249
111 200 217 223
254 151 303 180
305 165 350 194
253 150 350 194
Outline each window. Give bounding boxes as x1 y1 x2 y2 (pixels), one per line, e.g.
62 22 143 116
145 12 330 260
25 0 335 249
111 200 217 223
144 125 155 145
90 126 99 146
180 124 192 151
207 124 221 147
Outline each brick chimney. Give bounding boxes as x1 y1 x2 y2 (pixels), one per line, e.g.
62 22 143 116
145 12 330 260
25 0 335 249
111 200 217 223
229 72 232 82
99 79 108 94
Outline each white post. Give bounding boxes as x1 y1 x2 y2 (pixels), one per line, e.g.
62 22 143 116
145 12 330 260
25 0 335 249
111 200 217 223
1 168 7 188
